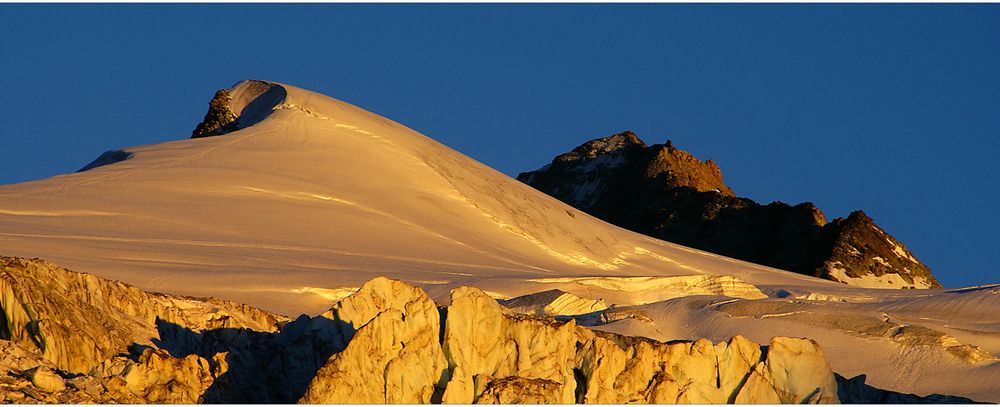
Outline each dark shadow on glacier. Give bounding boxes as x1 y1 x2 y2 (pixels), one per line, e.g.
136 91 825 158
145 315 354 403
835 373 982 404
945 284 1000 295
77 149 133 172
233 82 286 130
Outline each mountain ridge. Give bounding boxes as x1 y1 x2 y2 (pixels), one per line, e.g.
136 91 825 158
518 131 939 289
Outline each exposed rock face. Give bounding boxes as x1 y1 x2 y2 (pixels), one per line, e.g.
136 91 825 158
191 89 239 138
518 131 732 209
190 80 287 139
517 132 939 289
823 211 937 288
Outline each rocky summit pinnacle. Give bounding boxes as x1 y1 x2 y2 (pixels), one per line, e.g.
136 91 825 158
562 130 647 159
191 89 239 138
519 131 733 210
190 80 287 139
517 132 940 289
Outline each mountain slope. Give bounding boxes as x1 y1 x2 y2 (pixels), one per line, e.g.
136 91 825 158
0 80 835 316
517 131 939 289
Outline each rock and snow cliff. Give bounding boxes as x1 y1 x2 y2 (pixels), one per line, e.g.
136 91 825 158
517 131 939 289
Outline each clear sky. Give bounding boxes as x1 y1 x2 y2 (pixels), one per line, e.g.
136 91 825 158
1 4 997 287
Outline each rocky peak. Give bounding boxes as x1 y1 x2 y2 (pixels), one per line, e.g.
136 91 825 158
645 140 734 196
518 132 733 209
823 210 939 288
190 80 287 139
518 131 940 289
557 131 646 162
191 89 239 138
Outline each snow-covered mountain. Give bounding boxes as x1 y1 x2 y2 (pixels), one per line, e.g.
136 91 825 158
0 80 835 316
0 80 997 401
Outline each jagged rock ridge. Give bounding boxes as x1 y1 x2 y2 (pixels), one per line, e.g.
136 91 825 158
1 256 972 403
517 131 940 289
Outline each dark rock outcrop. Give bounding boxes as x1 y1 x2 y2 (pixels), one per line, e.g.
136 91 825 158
517 131 939 289
191 89 239 138
190 80 287 139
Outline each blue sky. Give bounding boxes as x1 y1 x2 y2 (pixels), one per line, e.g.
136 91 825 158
1 4 997 287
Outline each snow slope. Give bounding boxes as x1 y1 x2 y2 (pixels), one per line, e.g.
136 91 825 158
0 80 997 400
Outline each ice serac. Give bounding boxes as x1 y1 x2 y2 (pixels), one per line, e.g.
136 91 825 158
524 275 768 306
95 348 223 403
0 256 281 374
441 286 579 404
300 277 449 403
2 259 976 403
0 256 282 403
445 284 838 404
305 280 840 404
517 131 939 289
573 332 838 403
499 289 609 317
1 339 230 403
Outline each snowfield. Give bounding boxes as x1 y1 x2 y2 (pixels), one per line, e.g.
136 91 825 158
0 80 997 401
